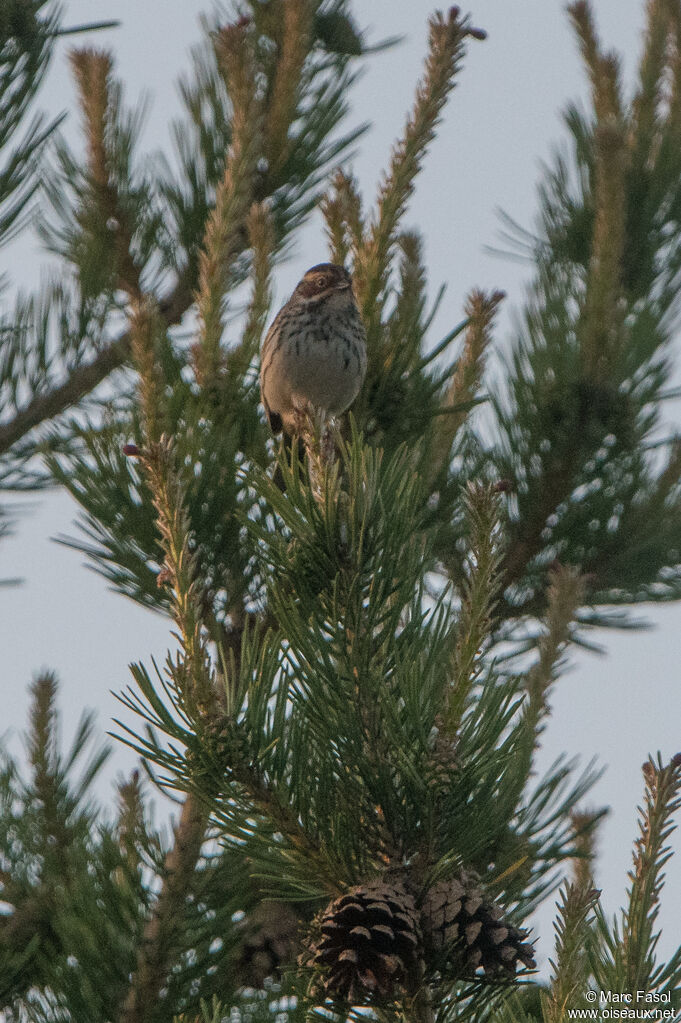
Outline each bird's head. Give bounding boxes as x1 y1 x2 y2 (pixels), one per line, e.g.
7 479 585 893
294 263 354 303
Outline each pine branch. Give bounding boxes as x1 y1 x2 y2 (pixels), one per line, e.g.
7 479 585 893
264 0 315 178
28 673 70 875
580 90 628 382
387 231 428 376
0 279 191 460
621 754 681 991
116 769 145 875
0 0 63 245
356 7 485 333
429 288 502 484
237 202 275 366
0 334 126 449
0 672 117 1010
570 808 602 892
568 1 624 125
137 436 216 716
129 299 166 445
69 48 110 190
545 883 600 1023
116 437 216 1019
496 567 586 830
118 794 209 1023
522 566 585 752
497 11 630 603
445 482 504 733
68 48 142 298
320 180 348 266
543 811 602 1023
119 324 217 1020
630 0 671 164
193 20 264 391
28 672 59 789
321 169 364 266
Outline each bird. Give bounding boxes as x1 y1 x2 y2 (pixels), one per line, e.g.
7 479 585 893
260 263 367 436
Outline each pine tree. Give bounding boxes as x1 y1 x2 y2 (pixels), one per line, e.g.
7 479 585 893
2 1 681 1021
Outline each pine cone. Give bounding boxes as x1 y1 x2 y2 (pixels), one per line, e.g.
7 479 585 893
238 900 300 987
427 715 459 795
303 877 423 1002
421 872 536 978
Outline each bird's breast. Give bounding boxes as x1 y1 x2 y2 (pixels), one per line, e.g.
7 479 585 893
285 317 366 413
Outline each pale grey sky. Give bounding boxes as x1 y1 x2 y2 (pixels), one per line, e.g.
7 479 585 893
3 0 681 974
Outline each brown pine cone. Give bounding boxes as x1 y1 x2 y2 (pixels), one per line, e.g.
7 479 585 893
302 876 423 1003
421 871 536 979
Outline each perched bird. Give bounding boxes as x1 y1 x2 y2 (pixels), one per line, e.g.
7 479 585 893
260 263 367 436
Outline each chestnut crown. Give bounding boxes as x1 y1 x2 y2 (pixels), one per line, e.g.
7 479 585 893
294 263 353 300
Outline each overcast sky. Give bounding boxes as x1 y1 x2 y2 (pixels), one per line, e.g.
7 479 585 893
3 0 681 974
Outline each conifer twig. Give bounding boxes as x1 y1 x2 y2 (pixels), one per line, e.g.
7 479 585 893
116 769 145 874
28 673 63 857
234 202 275 369
545 875 600 1023
446 483 504 732
621 754 681 991
522 566 585 751
630 0 671 160
69 48 141 298
321 169 365 265
503 567 585 817
193 21 264 391
538 790 602 1020
69 48 110 191
567 2 608 110
264 0 314 177
129 298 166 445
568 4 628 381
138 437 215 717
570 808 602 892
320 177 350 267
581 115 628 380
120 330 218 1021
0 280 192 459
429 288 502 484
118 440 214 1019
667 3 681 130
356 8 485 332
118 795 209 1023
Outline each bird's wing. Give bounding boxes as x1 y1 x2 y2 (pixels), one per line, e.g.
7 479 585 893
260 308 290 434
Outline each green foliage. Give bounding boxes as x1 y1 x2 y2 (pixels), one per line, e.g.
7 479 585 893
49 362 262 618
0 675 306 1021
0 0 370 492
0 0 64 504
0 0 62 249
487 0 681 626
159 0 368 288
0 674 137 1015
3 1 681 1021
589 756 681 1010
113 432 603 1019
